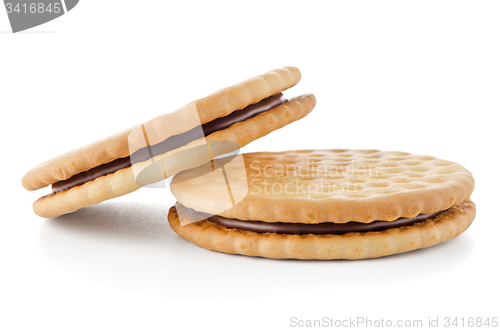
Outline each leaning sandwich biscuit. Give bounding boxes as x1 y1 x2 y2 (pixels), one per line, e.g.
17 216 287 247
22 67 316 218
168 149 475 260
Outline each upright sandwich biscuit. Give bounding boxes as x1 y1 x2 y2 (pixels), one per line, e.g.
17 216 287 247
22 67 316 218
168 149 475 260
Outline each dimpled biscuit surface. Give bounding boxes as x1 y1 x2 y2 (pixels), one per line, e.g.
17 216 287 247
170 149 474 223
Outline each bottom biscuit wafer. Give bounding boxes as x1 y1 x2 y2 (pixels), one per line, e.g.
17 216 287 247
167 200 475 260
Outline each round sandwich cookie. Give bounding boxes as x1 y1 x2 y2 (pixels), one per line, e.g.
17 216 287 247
22 67 316 218
168 149 475 260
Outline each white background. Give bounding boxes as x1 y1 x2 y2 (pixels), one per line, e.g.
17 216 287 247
2 1 499 330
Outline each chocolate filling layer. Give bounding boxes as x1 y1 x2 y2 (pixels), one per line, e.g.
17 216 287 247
52 94 286 193
207 210 446 235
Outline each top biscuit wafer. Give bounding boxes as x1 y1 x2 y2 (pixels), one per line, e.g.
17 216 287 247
22 67 301 191
170 149 475 223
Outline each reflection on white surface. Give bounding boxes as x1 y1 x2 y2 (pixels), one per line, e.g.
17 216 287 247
37 200 474 296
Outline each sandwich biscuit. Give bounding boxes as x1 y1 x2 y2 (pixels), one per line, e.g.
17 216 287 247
23 67 316 217
168 149 475 259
